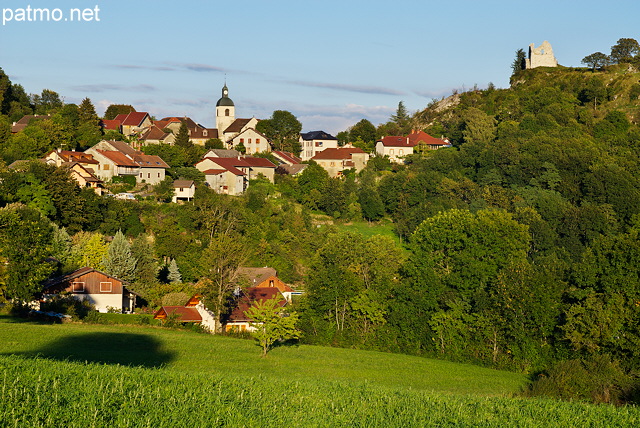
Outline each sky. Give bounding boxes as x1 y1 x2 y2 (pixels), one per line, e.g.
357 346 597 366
1 0 639 134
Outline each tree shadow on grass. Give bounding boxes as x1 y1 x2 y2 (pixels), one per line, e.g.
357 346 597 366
3 332 176 368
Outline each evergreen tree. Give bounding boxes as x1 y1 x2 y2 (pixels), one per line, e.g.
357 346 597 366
511 48 526 76
174 120 192 148
102 230 136 281
78 98 99 123
390 101 411 135
131 234 159 285
167 258 182 284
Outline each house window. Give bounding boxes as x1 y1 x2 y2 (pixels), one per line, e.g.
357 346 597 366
139 173 143 177
103 164 110 170
203 130 208 136
256 139 260 144
269 280 274 287
248 139 252 144
100 282 112 292
72 282 85 293
147 173 150 178
157 173 160 178
330 162 335 167
389 149 394 155
399 149 404 155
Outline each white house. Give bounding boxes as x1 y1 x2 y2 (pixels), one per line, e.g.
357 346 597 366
299 130 339 161
173 180 195 203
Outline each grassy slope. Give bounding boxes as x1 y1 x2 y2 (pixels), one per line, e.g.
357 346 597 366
1 317 639 427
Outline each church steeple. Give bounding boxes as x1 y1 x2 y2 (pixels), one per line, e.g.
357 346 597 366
215 83 235 137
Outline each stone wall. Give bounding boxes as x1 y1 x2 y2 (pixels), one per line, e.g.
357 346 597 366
525 41 558 69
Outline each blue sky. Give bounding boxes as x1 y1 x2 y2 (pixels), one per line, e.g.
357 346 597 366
1 0 639 134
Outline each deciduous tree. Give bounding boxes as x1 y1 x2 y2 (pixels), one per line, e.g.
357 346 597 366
245 297 301 357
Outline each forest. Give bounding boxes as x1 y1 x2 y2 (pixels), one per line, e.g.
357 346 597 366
2 43 640 404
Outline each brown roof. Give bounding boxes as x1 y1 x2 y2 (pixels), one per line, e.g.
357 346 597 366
105 140 139 156
43 267 124 290
188 127 218 139
173 180 194 188
242 157 276 168
11 115 50 132
96 149 139 167
154 306 202 322
202 169 228 175
198 157 247 176
205 149 241 158
312 147 366 160
224 118 252 134
132 154 169 169
277 164 307 175
140 125 170 141
238 267 278 286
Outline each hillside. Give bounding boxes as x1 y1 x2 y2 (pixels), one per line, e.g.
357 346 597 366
2 318 640 427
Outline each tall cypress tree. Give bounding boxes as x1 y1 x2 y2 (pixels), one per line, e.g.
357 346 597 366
102 230 136 282
175 121 192 148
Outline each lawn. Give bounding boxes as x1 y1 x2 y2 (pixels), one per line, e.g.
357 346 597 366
334 220 399 240
1 317 639 427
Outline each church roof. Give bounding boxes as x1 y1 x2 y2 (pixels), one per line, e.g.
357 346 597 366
300 130 337 141
216 84 235 107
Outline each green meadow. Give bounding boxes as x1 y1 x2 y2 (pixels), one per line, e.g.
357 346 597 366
1 316 638 427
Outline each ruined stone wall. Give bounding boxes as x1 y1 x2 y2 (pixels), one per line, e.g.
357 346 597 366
525 40 558 69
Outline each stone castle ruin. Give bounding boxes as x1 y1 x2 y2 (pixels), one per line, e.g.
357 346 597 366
525 41 558 69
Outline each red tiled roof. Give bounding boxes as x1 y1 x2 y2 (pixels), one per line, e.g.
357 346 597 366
100 119 121 131
242 157 276 168
113 114 128 122
272 151 301 165
154 306 202 322
312 147 366 160
121 112 150 127
407 131 448 146
227 287 287 323
378 136 413 147
54 151 99 164
202 169 228 175
96 149 138 167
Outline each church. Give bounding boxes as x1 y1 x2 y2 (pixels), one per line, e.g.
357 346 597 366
213 84 270 154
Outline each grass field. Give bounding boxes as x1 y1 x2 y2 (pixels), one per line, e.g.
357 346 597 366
334 220 399 240
1 316 639 427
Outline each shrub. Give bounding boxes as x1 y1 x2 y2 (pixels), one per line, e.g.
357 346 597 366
40 294 95 320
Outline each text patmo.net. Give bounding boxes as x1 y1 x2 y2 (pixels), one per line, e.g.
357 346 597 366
3 5 100 25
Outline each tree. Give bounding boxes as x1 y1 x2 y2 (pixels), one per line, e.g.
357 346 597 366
610 38 640 64
390 101 411 135
102 230 137 282
31 89 63 114
167 258 182 284
245 297 301 357
204 138 224 149
174 120 192 148
582 52 610 70
256 110 302 153
0 204 54 302
349 119 376 145
511 48 526 76
78 98 99 123
198 234 249 332
462 107 496 145
103 104 135 120
130 234 159 286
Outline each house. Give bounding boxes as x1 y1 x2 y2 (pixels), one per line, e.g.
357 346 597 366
203 149 241 158
11 115 51 133
237 267 299 303
173 180 195 203
132 153 170 185
241 156 276 182
42 267 136 313
62 162 104 195
407 130 451 151
153 295 217 332
139 125 176 145
196 157 247 195
113 112 152 136
225 286 287 333
229 128 270 154
375 131 451 163
375 136 414 163
85 140 169 184
44 149 100 168
100 119 122 133
299 130 339 161
311 146 369 177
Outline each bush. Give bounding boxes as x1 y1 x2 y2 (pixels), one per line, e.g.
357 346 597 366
40 294 95 320
524 355 637 405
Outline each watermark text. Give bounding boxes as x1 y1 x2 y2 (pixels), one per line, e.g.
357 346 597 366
3 5 101 25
